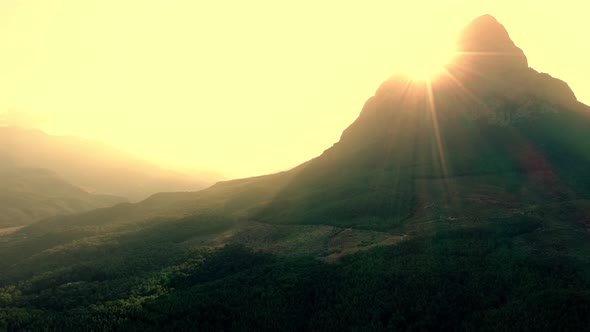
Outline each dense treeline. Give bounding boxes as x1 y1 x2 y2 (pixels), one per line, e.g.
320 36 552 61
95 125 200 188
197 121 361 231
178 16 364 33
2 214 590 331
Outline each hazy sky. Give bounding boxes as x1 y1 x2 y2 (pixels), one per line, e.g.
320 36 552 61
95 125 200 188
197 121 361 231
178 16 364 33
1 0 588 178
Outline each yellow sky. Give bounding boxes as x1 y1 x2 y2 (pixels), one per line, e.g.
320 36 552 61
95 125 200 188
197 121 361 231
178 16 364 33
1 0 589 178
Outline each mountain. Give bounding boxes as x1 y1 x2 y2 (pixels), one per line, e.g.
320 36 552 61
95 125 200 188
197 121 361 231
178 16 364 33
2 15 590 331
0 166 124 228
0 127 214 201
253 14 590 230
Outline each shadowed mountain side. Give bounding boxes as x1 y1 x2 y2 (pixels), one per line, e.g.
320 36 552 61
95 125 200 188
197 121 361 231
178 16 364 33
254 97 590 230
0 166 124 228
0 127 213 201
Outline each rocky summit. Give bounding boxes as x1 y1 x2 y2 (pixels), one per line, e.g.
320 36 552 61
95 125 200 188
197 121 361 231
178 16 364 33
455 14 528 69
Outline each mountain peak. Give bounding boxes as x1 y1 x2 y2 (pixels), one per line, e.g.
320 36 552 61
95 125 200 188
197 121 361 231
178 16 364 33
454 14 528 70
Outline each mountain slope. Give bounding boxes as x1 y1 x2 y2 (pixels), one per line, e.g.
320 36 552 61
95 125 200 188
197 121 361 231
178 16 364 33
0 166 124 228
0 127 213 201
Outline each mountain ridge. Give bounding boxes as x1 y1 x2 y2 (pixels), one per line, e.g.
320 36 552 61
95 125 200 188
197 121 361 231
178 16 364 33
0 165 125 228
0 126 213 201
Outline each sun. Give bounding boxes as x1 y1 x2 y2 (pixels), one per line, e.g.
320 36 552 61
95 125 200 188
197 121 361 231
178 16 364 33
393 35 457 81
402 51 455 80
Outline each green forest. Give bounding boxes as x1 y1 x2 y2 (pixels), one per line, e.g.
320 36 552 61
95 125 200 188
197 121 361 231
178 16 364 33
2 208 590 331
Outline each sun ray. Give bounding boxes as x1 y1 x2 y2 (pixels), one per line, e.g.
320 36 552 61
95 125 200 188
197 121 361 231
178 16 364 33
425 79 448 179
395 42 457 81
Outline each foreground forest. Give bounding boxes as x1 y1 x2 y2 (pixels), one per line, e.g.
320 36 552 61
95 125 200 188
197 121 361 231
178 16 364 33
2 207 590 331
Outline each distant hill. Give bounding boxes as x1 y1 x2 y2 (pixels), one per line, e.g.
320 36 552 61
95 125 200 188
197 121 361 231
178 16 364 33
0 166 124 228
0 127 213 201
